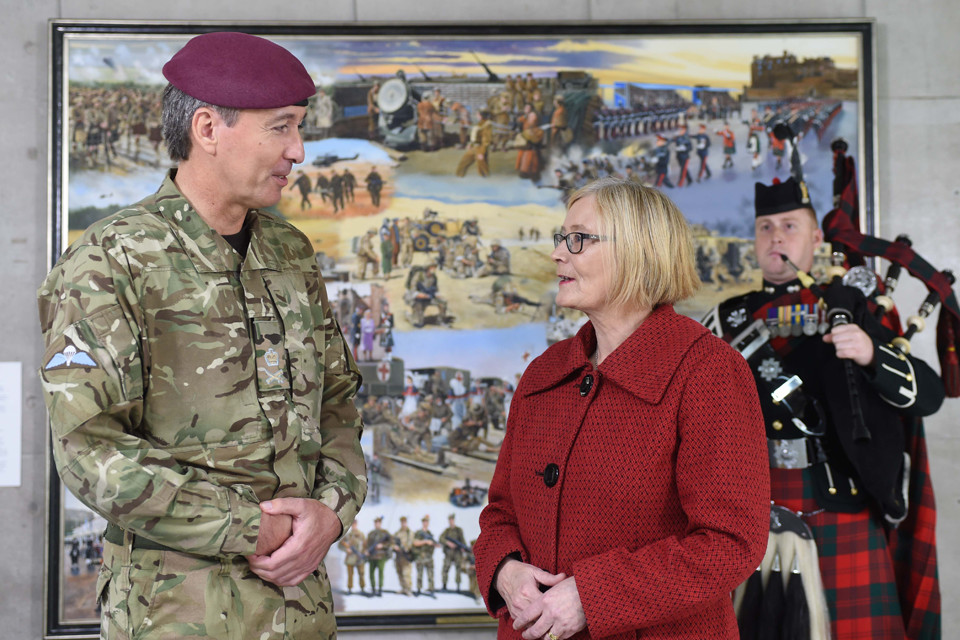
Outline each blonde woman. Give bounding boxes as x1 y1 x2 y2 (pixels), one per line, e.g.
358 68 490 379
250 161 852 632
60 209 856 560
476 177 769 639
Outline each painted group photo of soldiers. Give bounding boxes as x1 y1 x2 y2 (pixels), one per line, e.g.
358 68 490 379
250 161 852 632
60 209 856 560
68 85 165 171
284 161 378 216
335 513 480 601
360 369 507 469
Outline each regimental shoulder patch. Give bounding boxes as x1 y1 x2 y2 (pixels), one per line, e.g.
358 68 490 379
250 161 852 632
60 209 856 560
44 345 98 370
758 357 783 382
726 308 748 329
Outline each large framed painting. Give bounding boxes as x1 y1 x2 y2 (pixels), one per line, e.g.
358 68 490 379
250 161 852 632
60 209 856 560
45 18 876 636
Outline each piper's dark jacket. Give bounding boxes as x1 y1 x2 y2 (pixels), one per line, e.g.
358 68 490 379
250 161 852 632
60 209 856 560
706 278 944 522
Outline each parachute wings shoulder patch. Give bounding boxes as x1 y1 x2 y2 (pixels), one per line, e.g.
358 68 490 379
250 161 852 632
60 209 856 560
44 344 99 370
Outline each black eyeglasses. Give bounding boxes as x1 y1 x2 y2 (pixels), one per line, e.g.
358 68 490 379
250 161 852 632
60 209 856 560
553 232 607 254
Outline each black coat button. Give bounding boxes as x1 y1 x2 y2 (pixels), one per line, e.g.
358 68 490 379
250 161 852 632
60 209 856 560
579 374 594 396
543 463 559 487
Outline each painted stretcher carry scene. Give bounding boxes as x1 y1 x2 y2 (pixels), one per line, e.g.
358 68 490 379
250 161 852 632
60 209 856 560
55 25 865 624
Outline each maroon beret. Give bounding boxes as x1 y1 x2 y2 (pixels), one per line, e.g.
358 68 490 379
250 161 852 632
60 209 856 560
162 32 315 109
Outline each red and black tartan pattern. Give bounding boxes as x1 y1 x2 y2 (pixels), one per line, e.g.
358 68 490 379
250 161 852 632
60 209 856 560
770 468 907 639
888 417 941 640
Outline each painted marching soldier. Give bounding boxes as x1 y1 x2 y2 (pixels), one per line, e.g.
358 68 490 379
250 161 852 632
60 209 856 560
703 177 946 639
716 121 736 169
694 122 712 182
651 134 674 189
672 123 693 187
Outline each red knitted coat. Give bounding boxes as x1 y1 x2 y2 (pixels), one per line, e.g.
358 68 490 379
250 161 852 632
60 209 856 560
475 305 770 639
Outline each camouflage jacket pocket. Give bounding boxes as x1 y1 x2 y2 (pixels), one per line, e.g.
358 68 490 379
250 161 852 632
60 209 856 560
95 562 113 608
40 304 144 437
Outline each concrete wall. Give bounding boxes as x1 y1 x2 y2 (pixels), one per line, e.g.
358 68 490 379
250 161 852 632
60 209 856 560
1 1 956 638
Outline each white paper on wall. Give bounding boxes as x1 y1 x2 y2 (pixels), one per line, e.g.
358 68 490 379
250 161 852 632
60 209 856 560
0 362 22 487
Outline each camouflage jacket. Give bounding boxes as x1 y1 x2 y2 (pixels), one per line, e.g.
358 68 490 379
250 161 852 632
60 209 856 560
393 526 414 562
337 528 367 565
365 528 392 560
38 173 367 557
413 529 437 561
440 525 466 556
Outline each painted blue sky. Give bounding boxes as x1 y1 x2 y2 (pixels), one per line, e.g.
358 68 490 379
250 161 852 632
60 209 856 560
67 31 861 92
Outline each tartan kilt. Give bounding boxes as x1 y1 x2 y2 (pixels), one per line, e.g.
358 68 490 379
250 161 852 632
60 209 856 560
889 417 942 640
770 463 937 640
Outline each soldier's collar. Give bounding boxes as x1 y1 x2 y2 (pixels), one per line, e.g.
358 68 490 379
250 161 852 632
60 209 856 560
762 278 803 296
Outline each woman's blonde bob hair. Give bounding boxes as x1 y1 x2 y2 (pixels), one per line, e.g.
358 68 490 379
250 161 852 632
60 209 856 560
566 177 700 311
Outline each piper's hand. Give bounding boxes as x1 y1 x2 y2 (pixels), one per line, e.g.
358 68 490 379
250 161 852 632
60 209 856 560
495 558 566 623
247 499 341 587
514 576 587 640
824 323 875 367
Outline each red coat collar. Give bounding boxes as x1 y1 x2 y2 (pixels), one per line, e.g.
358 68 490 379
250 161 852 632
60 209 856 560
522 305 710 404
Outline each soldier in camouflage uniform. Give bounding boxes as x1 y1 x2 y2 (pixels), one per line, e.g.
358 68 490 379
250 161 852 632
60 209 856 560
407 406 433 452
475 240 511 277
439 513 468 592
37 33 366 640
337 519 368 594
412 515 438 595
360 394 383 426
483 382 507 431
406 263 448 328
365 516 392 596
430 395 454 435
465 538 481 601
397 217 415 268
392 516 414 596
355 228 380 279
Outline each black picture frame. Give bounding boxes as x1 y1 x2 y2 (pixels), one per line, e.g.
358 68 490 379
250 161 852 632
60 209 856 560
46 18 876 637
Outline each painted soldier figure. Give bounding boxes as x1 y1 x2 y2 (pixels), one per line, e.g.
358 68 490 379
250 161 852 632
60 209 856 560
365 167 383 207
456 109 493 178
365 516 392 597
476 240 510 277
337 520 368 594
288 170 312 209
342 166 357 203
393 516 415 596
672 124 693 187
412 515 438 595
330 170 345 212
355 228 380 280
652 134 675 188
717 121 736 169
407 263 448 328
549 94 570 149
694 122 712 182
397 218 414 268
439 513 468 592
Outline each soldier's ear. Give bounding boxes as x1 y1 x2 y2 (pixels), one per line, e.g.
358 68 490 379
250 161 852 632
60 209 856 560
191 107 220 156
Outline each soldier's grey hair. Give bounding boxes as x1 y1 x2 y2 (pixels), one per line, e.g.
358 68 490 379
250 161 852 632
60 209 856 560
161 84 240 162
